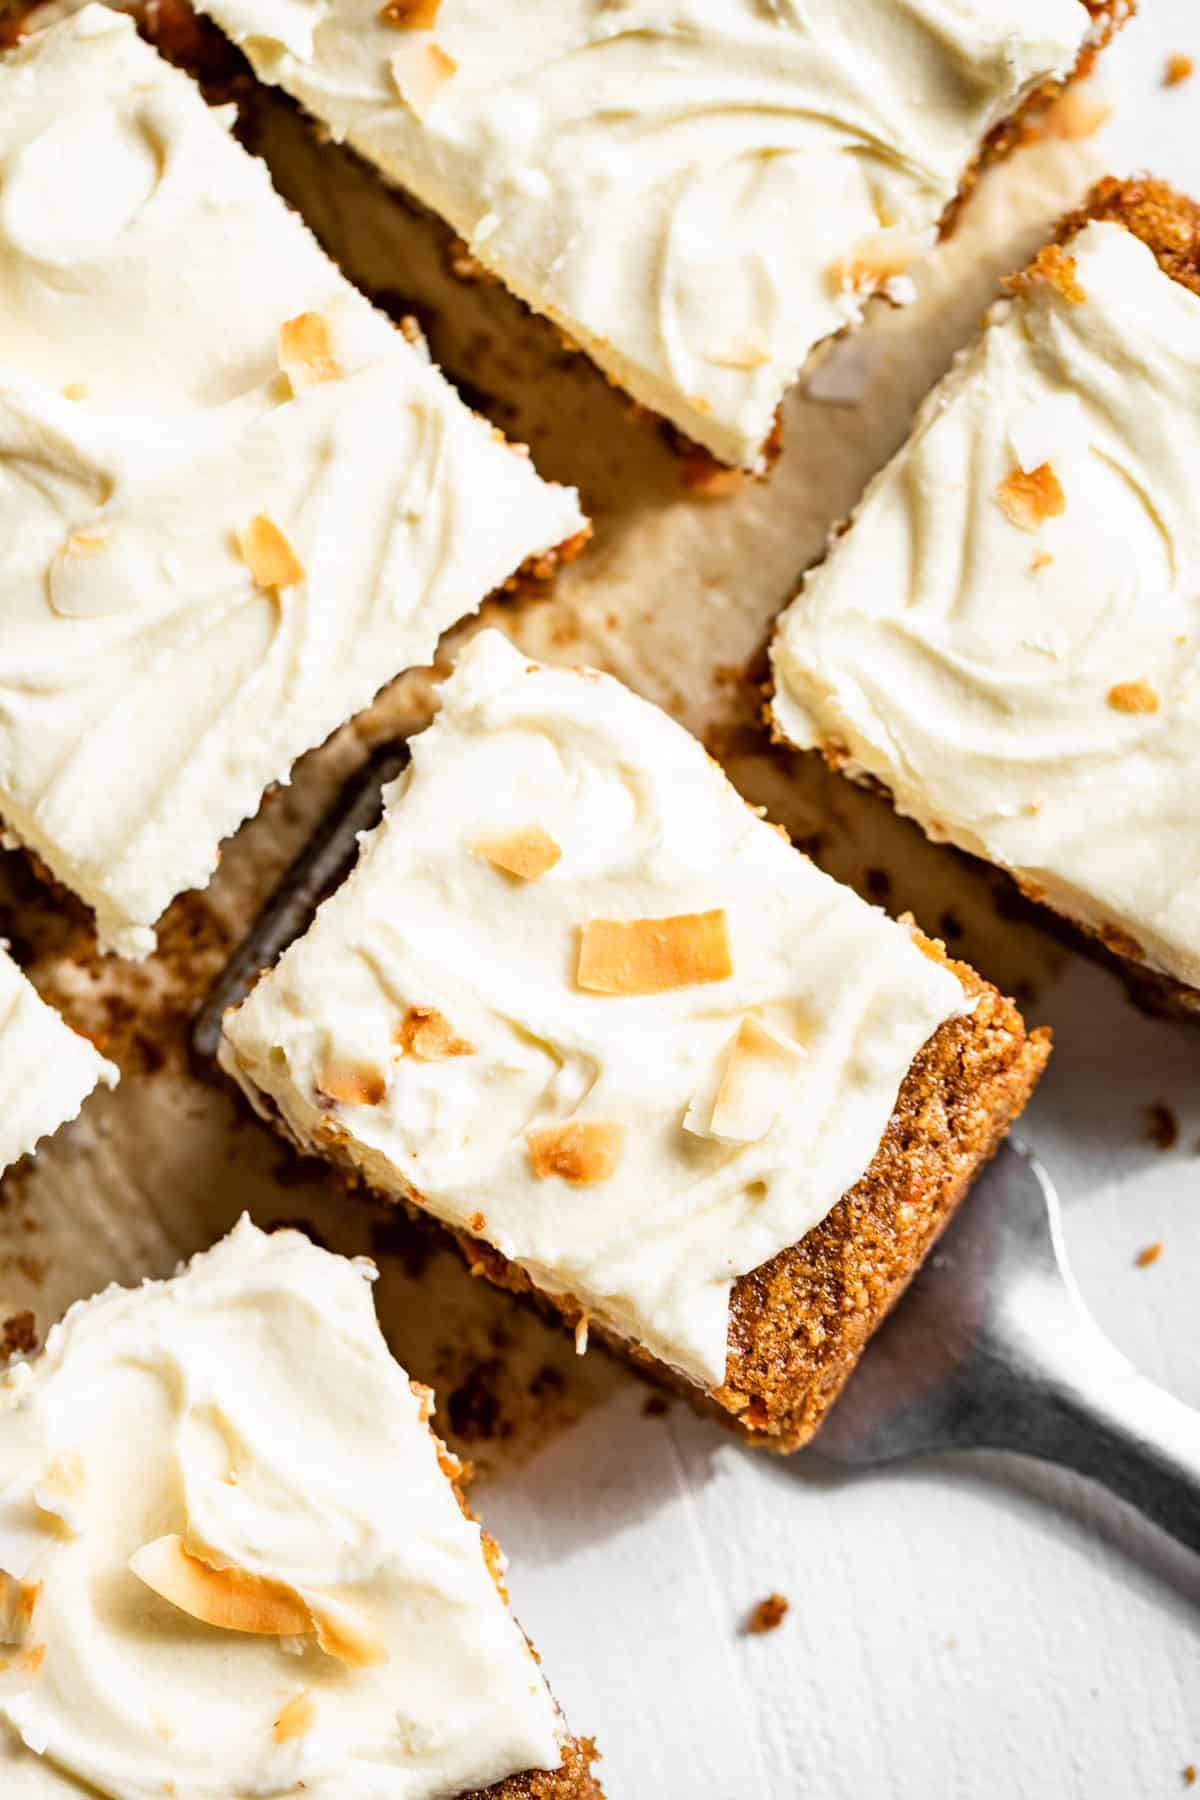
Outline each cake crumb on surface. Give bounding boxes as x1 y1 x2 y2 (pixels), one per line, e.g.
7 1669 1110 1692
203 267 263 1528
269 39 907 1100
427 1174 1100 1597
1183 1764 1196 1787
1005 243 1086 306
995 463 1066 532
1107 679 1160 715
745 1594 789 1635
1164 53 1194 87
1145 1102 1179 1151
1 1311 37 1359
1135 1241 1164 1269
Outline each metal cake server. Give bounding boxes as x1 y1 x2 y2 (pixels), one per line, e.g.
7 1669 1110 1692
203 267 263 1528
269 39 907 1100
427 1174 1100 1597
194 752 1200 1556
812 1139 1200 1555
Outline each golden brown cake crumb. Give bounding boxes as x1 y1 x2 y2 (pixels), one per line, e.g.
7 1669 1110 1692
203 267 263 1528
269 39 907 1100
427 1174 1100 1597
1107 679 1159 715
397 1006 475 1061
237 514 305 593
278 311 341 391
745 1593 789 1635
0 1310 37 1359
995 463 1067 532
1135 1241 1164 1269
1005 243 1087 307
1183 1764 1197 1788
378 0 440 26
1145 1102 1179 1150
527 1123 623 1187
1164 52 1194 87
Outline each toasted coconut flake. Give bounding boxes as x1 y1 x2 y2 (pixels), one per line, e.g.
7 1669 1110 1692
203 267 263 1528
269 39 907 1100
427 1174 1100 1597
130 1537 387 1667
129 1537 312 1638
379 0 439 24
391 41 457 117
278 312 341 393
474 826 561 882
527 1121 624 1186
273 1693 315 1743
1107 679 1160 715
317 1061 388 1106
304 1590 387 1668
686 1016 806 1145
396 1006 474 1060
995 463 1066 532
577 910 733 995
1005 244 1086 307
238 515 305 593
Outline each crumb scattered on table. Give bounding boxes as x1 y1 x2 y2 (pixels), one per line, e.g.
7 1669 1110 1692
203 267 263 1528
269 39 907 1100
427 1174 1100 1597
1164 53 1194 87
745 1594 789 1635
1183 1765 1196 1789
0 1310 37 1359
1135 1241 1164 1269
1145 1102 1179 1151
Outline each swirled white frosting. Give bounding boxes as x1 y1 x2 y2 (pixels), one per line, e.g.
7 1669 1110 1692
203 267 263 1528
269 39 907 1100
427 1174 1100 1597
771 219 1200 993
221 630 969 1387
193 0 1091 469
0 1217 565 1799
0 947 116 1173
0 7 584 957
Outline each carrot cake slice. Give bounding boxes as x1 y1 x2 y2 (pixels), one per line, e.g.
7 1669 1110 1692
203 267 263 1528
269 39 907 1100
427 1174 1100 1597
220 630 1049 1449
186 0 1120 472
0 946 116 1175
0 7 584 959
771 177 1200 1009
0 1217 601 1798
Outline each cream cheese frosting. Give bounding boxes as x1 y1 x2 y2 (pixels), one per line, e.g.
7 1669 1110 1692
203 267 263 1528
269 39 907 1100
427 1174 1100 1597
0 7 584 958
192 0 1092 469
220 629 970 1388
0 946 117 1173
771 218 1200 993
0 1216 566 1799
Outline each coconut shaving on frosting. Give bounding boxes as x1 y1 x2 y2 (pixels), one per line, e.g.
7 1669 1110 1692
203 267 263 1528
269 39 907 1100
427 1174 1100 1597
221 631 970 1388
0 1218 564 1798
0 947 116 1174
190 0 1093 469
772 220 1200 992
0 7 583 957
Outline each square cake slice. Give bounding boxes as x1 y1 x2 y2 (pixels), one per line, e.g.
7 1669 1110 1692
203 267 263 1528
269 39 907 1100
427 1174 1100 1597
0 7 584 959
771 177 1200 1010
0 946 116 1175
220 629 1049 1449
189 0 1116 472
0 1217 602 1798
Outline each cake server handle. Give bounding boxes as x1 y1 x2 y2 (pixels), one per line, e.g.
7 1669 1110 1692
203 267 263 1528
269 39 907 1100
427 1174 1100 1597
813 1141 1200 1556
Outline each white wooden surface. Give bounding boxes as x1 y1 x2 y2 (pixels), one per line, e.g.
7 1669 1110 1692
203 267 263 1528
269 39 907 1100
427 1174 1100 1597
483 14 1200 1797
